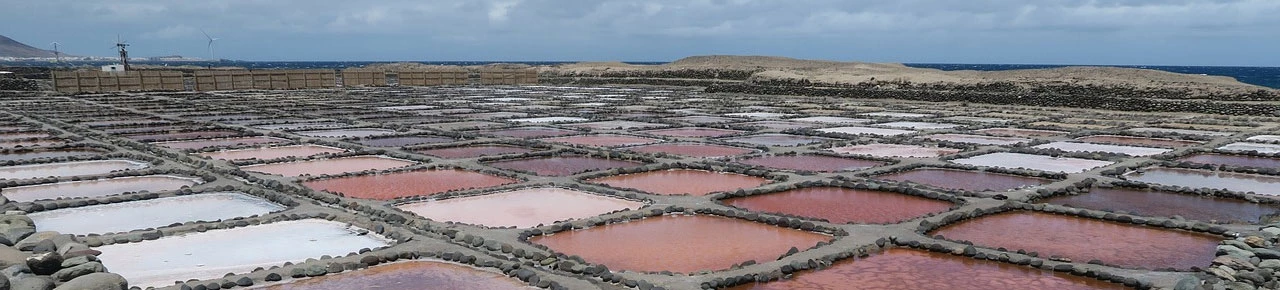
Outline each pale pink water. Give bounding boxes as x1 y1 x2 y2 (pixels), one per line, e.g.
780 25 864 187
241 156 415 177
737 155 884 172
255 261 533 290
303 169 518 200
397 188 644 228
541 135 660 147
587 169 769 196
416 145 535 159
723 187 953 224
154 136 289 150
641 127 744 138
627 143 756 158
829 144 961 158
199 145 345 160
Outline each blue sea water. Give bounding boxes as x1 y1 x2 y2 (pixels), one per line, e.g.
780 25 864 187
905 63 1280 89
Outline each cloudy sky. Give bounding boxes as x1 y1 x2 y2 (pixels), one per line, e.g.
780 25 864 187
3 0 1278 65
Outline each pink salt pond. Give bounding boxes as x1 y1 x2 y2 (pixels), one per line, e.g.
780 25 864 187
921 134 1030 146
975 128 1068 137
529 215 831 273
355 135 455 147
720 134 835 147
254 261 534 290
641 127 743 138
586 169 769 196
728 248 1129 290
241 156 415 177
932 211 1220 270
2 175 201 202
1076 135 1203 148
876 168 1053 192
540 134 660 147
125 130 245 142
303 169 518 200
1178 153 1280 168
723 187 953 224
486 156 643 176
479 127 578 138
626 143 756 158
153 136 289 150
1043 187 1280 224
829 144 961 158
397 187 644 228
198 145 345 161
737 155 883 172
415 145 535 159
0 148 104 162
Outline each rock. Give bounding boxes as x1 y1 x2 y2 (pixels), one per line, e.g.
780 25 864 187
1253 248 1280 259
1210 266 1238 282
1244 236 1268 248
14 232 59 252
52 261 105 282
0 215 35 246
1218 245 1256 258
59 255 96 268
1173 276 1200 290
1224 281 1257 290
55 243 87 257
0 275 7 290
53 272 127 290
24 252 61 275
1262 227 1280 236
305 264 326 277
10 275 53 290
1238 271 1266 284
1259 259 1280 269
235 277 253 287
0 247 26 268
1215 255 1258 270
265 273 282 281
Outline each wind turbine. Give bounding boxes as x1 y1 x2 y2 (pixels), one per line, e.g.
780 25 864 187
201 29 219 61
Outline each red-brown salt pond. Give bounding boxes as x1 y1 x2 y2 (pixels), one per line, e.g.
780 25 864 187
737 155 884 172
728 248 1129 290
875 168 1053 192
397 187 644 228
1076 135 1203 148
303 169 518 200
1043 187 1280 223
723 187 953 224
254 261 534 290
976 128 1068 137
198 145 345 161
125 130 245 142
529 215 830 273
641 127 743 138
626 143 756 158
153 136 289 150
241 156 416 177
541 134 660 147
416 145 535 159
0 148 105 162
932 211 1220 269
486 156 643 176
479 127 578 138
1178 153 1280 168
586 169 769 196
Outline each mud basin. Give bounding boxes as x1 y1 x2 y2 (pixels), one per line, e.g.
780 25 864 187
95 219 390 289
1043 187 1280 223
723 187 952 224
728 248 1128 290
254 260 533 290
397 187 644 228
29 192 284 234
0 159 148 180
587 169 769 196
932 211 1219 269
952 153 1113 173
736 155 884 172
626 143 756 158
303 169 518 200
241 156 415 177
486 156 643 176
2 175 201 202
1124 167 1280 196
415 145 535 159
875 168 1053 192
529 215 830 273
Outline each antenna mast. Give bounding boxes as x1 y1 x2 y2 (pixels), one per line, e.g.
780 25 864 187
50 42 61 64
115 35 130 70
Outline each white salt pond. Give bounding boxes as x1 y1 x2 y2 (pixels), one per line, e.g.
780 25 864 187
920 134 1030 146
816 126 916 136
1246 135 1280 143
789 116 873 124
1218 142 1280 154
724 112 793 119
860 112 933 118
951 153 1114 173
1034 141 1172 156
1125 167 1280 196
0 160 148 180
2 175 203 202
828 144 961 158
1126 127 1233 137
873 121 963 130
376 105 437 111
943 116 1011 123
510 117 588 123
28 192 284 235
96 219 390 289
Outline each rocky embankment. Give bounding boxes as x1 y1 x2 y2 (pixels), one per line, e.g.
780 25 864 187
0 196 128 290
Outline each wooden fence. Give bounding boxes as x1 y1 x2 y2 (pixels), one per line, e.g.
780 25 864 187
52 71 184 93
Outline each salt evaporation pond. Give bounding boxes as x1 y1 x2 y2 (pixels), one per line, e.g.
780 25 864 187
96 219 390 289
975 128 1067 137
241 156 415 177
829 144 961 158
737 155 883 172
922 134 1030 146
304 169 518 200
2 175 201 202
0 159 148 180
1247 135 1280 142
738 121 822 130
510 116 588 123
355 136 455 147
642 127 743 138
530 215 830 273
293 128 397 138
627 143 756 158
727 248 1129 290
1043 187 1279 223
0 132 52 140
254 261 534 290
721 134 835 147
199 145 345 161
1127 127 1232 137
876 168 1053 192
29 192 284 235
1075 135 1203 148
816 126 915 136
541 134 660 147
1219 142 1280 154
126 130 244 142
1033 141 1171 156
587 169 769 196
0 148 104 162
789 116 872 124
1125 167 1280 196
1178 153 1280 168
932 211 1219 269
479 127 578 138
397 188 644 228
725 112 792 119
874 121 963 130
486 156 642 176
723 187 952 224
154 136 289 150
952 153 1114 173
569 121 667 130
416 145 535 159
860 112 933 118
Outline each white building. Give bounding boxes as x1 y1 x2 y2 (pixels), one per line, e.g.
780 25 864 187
102 64 126 72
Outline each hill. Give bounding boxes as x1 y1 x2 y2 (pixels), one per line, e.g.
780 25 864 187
0 34 58 57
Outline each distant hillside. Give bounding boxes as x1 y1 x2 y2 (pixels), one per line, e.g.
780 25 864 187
0 34 58 57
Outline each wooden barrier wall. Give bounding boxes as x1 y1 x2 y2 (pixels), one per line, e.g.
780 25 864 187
396 70 469 86
478 69 539 85
52 71 184 93
342 71 388 87
50 67 537 93
195 70 336 91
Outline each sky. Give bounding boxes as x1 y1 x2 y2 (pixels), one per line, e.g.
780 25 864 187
2 0 1279 66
